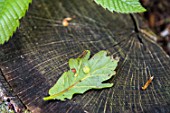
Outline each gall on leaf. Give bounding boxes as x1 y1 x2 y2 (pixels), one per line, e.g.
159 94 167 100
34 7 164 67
71 68 76 74
83 66 90 74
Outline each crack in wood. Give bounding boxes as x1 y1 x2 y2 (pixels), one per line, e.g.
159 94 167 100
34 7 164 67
0 68 27 112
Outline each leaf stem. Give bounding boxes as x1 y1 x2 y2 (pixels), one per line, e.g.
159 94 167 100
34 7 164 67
43 80 80 101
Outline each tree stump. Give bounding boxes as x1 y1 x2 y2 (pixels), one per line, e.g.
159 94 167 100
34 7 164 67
0 0 170 113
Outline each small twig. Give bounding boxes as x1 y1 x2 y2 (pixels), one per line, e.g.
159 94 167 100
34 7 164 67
142 76 154 90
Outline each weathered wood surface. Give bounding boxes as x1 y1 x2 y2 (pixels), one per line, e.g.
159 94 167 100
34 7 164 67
0 0 170 113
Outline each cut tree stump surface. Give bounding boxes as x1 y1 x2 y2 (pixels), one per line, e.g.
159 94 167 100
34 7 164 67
0 0 170 113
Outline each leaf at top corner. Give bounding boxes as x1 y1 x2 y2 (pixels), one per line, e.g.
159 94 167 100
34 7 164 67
0 0 32 44
43 50 119 101
94 0 146 13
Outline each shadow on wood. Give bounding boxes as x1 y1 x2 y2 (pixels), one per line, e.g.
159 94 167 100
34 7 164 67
0 0 170 113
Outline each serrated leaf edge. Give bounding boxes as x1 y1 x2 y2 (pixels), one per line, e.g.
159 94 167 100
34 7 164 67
0 0 32 44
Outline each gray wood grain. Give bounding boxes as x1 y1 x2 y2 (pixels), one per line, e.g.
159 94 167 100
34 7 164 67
0 0 170 113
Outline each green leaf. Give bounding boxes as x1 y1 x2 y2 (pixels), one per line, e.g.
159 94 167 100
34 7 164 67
94 0 146 13
0 0 32 44
43 50 119 101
